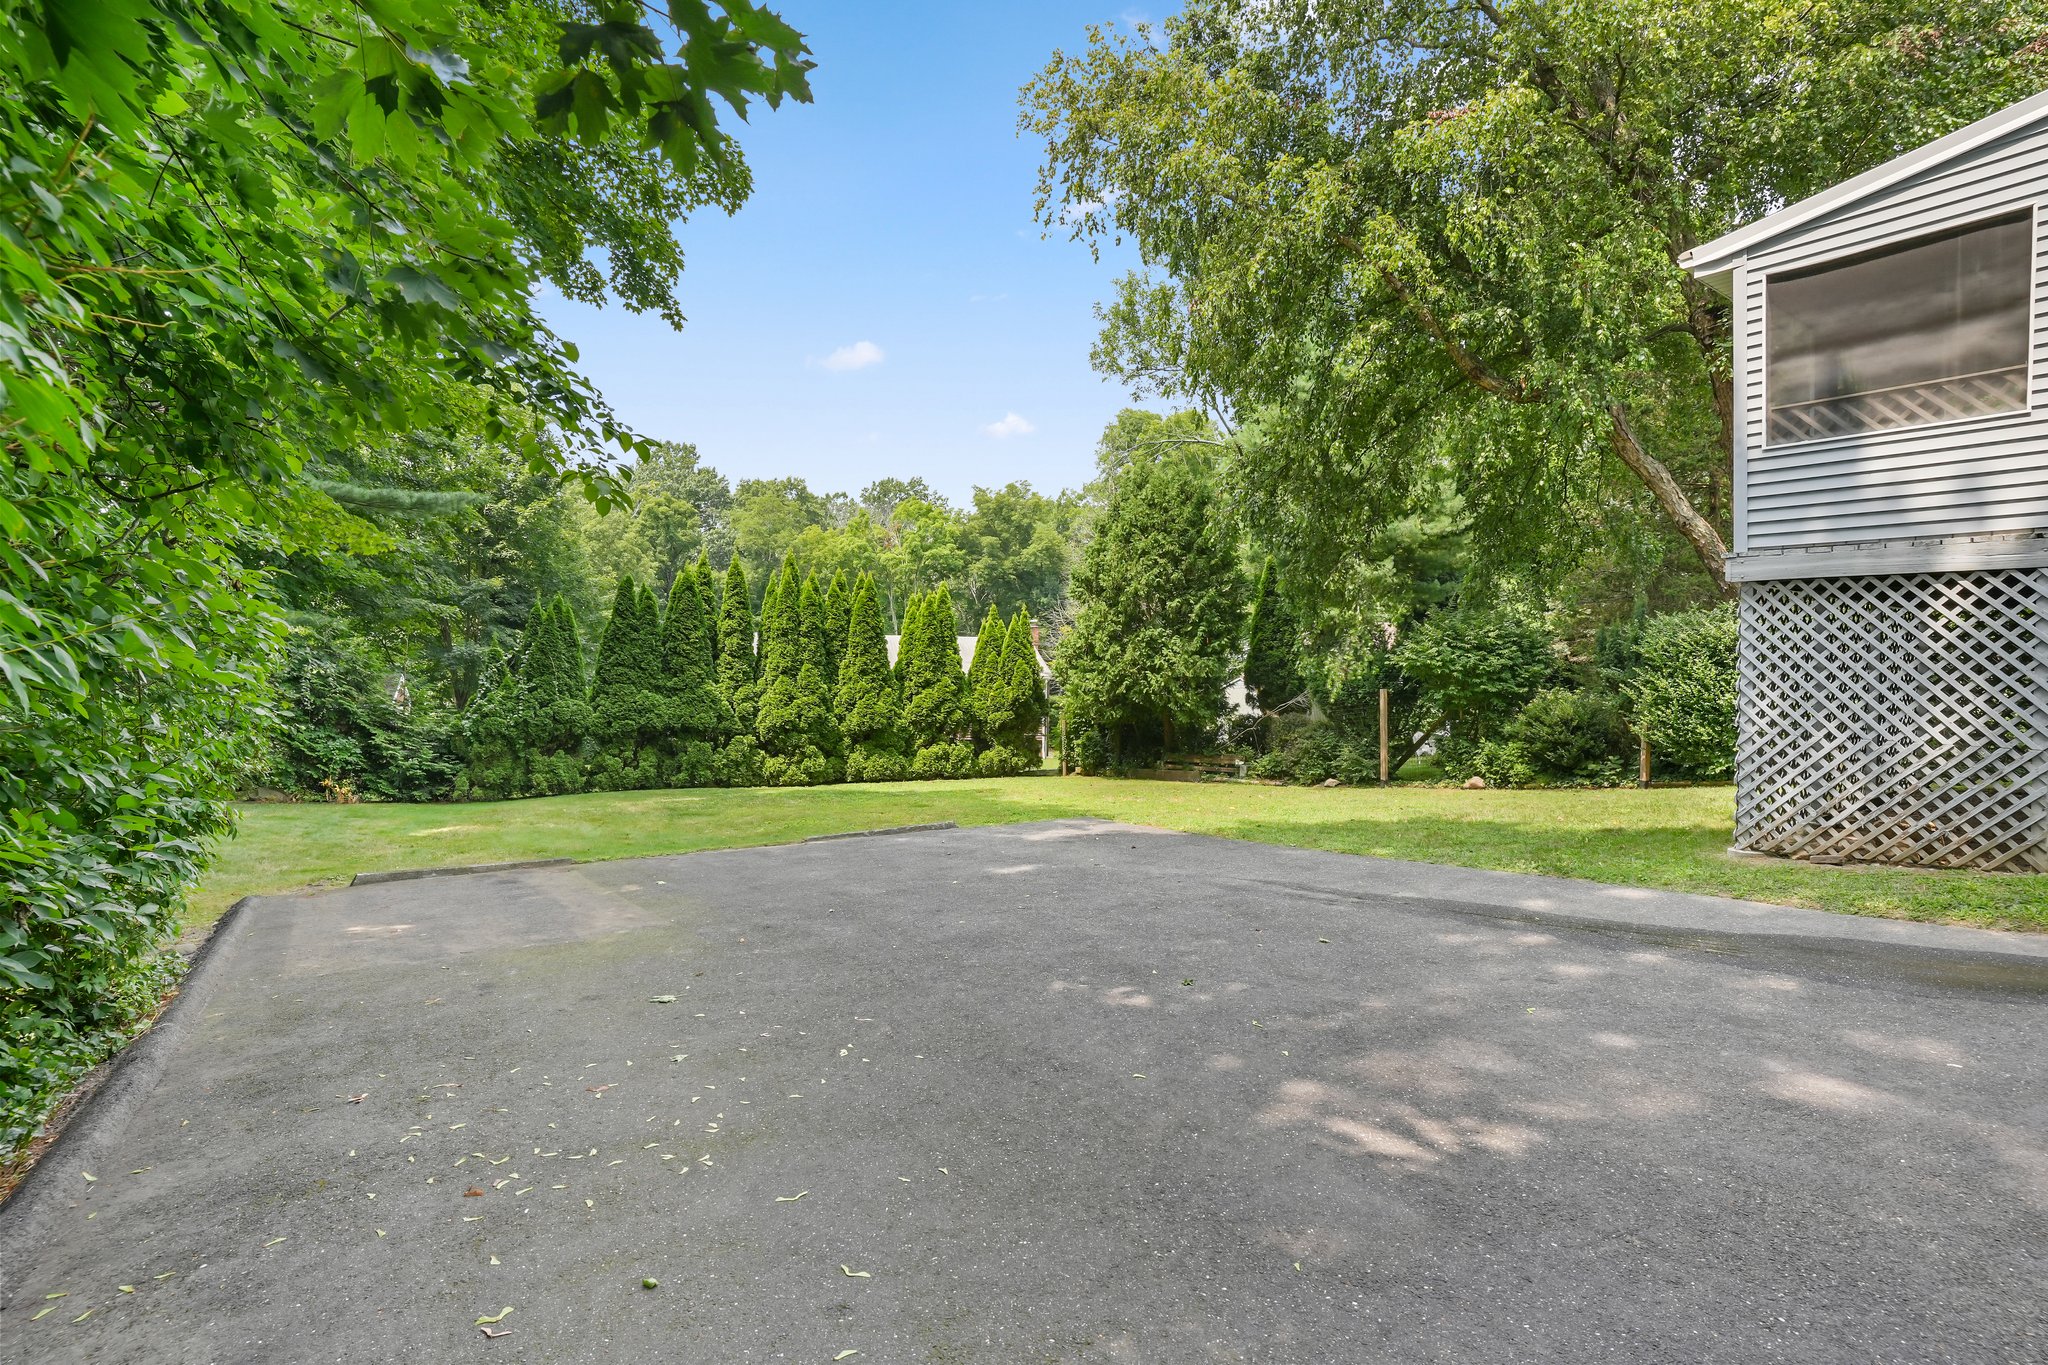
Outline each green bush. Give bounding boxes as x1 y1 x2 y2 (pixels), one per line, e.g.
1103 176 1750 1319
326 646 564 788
974 746 1031 778
1394 606 1553 776
1504 688 1630 781
843 747 910 783
1067 718 1112 776
1251 727 1345 784
911 741 975 780
1624 606 1738 779
713 735 766 787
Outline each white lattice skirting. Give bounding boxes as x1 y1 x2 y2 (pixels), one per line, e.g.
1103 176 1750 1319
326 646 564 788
1737 568 2047 872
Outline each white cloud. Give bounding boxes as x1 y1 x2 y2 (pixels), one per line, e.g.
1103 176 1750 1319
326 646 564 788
818 340 885 372
983 412 1036 439
1060 198 1104 225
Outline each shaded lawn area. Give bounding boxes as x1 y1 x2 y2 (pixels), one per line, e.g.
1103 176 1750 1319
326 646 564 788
190 777 2046 934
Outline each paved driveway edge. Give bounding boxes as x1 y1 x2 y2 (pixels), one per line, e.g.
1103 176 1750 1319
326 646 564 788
0 894 259 1301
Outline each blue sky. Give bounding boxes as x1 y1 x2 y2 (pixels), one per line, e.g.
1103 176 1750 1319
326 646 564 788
536 3 1168 506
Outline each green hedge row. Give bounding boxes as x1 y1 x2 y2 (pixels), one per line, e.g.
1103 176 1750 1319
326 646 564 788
455 558 1047 798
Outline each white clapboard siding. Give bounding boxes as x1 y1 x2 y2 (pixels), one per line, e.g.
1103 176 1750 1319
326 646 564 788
1705 105 2048 565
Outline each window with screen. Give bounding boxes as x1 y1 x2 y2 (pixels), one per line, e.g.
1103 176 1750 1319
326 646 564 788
1765 212 2033 445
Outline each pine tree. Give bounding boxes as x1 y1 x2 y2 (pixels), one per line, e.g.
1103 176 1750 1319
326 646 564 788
588 577 665 789
798 573 842 759
901 585 970 776
998 611 1048 757
836 574 906 781
716 559 758 733
756 567 835 784
965 602 1006 746
821 569 851 694
694 550 720 663
757 564 785 683
525 596 592 795
1242 558 1306 713
659 563 728 784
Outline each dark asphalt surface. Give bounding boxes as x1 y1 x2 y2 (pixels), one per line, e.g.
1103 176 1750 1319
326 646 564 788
4 820 2044 1364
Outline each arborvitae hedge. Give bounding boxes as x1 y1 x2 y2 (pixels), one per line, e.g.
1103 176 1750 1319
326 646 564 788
998 611 1048 758
755 566 833 785
900 586 971 776
694 549 719 660
657 565 727 785
821 569 850 694
716 559 757 733
965 603 1004 744
836 574 906 781
457 571 1037 798
589 577 666 790
527 597 592 795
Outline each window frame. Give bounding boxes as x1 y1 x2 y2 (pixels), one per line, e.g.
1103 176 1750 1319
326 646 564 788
1758 205 2039 450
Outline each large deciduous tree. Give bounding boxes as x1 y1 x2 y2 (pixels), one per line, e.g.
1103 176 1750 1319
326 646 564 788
1023 1 2048 597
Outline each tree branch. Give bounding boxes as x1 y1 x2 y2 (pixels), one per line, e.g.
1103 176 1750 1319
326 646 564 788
1606 403 1731 596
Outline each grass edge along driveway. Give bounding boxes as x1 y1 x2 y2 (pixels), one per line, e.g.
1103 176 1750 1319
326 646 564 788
191 778 2045 935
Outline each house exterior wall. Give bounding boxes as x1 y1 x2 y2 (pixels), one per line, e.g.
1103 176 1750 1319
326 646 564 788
1727 120 2048 568
1691 94 2048 872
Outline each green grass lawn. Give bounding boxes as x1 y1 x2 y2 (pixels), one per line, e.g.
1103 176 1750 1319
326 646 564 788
189 777 2047 934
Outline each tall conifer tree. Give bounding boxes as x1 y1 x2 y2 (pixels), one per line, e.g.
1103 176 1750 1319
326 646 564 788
756 566 834 783
998 612 1048 758
716 559 758 733
589 577 664 788
694 550 720 663
836 574 905 780
965 603 1006 746
901 586 968 772
661 565 727 740
822 569 851 693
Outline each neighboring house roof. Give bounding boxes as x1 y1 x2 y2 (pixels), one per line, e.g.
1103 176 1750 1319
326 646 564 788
1680 88 2048 287
884 634 1052 680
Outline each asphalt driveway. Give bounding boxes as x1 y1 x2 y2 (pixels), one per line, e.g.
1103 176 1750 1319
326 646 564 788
3 820 2043 1363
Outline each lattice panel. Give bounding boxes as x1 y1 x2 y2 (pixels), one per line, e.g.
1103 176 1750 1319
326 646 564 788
1737 568 2047 872
1767 365 2026 444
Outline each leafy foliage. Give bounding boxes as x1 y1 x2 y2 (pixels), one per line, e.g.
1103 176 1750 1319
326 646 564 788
1393 607 1555 777
1023 1 2048 598
1624 606 1739 779
2 0 811 1158
1479 689 1632 787
259 636 461 802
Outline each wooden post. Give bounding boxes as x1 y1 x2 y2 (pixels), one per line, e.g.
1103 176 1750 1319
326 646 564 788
1060 714 1069 776
1638 733 1651 788
1378 687 1390 785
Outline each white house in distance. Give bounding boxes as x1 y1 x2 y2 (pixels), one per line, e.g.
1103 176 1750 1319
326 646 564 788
1681 90 2048 872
